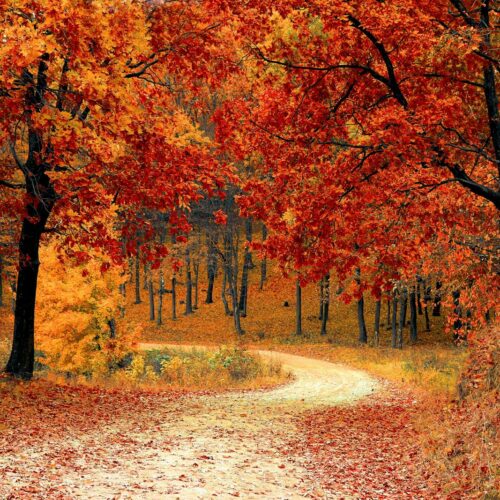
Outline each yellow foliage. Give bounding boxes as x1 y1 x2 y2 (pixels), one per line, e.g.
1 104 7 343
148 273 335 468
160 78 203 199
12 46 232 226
35 244 135 376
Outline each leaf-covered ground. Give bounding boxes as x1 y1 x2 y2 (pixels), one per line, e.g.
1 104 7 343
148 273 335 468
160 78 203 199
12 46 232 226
292 382 438 499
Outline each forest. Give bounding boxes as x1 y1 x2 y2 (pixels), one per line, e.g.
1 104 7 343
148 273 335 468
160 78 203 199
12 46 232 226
0 0 498 498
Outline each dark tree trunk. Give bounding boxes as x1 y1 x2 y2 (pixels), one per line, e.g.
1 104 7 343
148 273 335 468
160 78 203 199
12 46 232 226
205 233 217 304
238 219 253 317
171 276 177 320
320 274 330 336
108 318 116 339
432 281 442 316
157 273 164 326
134 245 141 304
193 261 199 309
397 288 407 349
356 269 367 344
295 280 303 336
386 297 391 330
221 267 231 316
259 224 268 291
423 282 431 332
416 279 423 315
391 291 398 348
409 287 418 343
318 278 324 321
148 279 155 321
184 249 193 315
6 54 55 379
374 299 381 346
452 290 463 342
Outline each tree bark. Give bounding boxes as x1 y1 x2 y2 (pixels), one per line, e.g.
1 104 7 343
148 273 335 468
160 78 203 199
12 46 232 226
171 275 177 321
148 279 155 321
134 245 141 304
386 297 391 330
356 269 367 344
397 288 407 349
374 299 381 346
157 273 164 326
391 291 398 348
295 280 303 336
320 274 330 336
6 54 56 379
409 287 418 343
0 256 3 307
205 233 217 304
238 219 253 317
193 260 199 309
184 248 193 315
259 224 268 291
432 281 442 316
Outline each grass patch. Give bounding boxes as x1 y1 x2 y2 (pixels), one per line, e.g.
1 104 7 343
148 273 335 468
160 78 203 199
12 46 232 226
119 346 289 390
276 344 467 396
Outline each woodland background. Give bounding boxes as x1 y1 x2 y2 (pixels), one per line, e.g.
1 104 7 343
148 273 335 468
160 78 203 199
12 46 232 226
0 0 498 498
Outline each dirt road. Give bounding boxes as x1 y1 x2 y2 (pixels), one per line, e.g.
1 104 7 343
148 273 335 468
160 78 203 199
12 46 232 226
0 347 377 499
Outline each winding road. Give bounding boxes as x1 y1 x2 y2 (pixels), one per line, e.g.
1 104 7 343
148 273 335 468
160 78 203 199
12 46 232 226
2 347 378 499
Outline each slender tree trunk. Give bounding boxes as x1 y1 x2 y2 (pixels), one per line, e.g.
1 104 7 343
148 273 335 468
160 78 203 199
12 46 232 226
184 249 193 315
157 273 164 326
119 282 126 318
295 280 303 336
409 287 417 343
386 298 391 330
259 224 268 291
171 276 177 321
356 269 367 344
221 267 231 316
205 233 217 304
193 261 199 309
432 281 442 316
148 279 155 321
391 291 398 348
238 219 253 317
108 318 116 339
398 288 407 349
423 281 431 331
318 278 324 321
134 245 141 304
320 274 330 335
374 299 381 346
416 280 423 315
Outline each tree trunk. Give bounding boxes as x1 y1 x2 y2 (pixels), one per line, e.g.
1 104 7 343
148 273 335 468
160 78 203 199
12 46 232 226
6 55 55 379
398 288 407 349
423 281 431 331
221 267 231 316
108 318 116 339
193 261 199 309
416 280 423 315
320 274 330 336
184 249 193 315
391 291 398 348
259 224 268 291
295 280 303 336
238 219 253 317
432 281 442 316
119 282 126 318
148 279 155 321
409 287 417 343
356 269 367 344
374 299 381 346
134 245 141 304
157 273 164 326
318 278 324 321
386 298 391 330
171 276 177 321
205 233 217 304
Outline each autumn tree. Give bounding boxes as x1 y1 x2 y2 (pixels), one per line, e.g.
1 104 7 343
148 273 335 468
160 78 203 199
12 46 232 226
0 0 231 378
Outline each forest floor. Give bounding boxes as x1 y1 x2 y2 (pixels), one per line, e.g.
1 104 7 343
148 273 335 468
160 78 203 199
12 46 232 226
0 348 439 499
